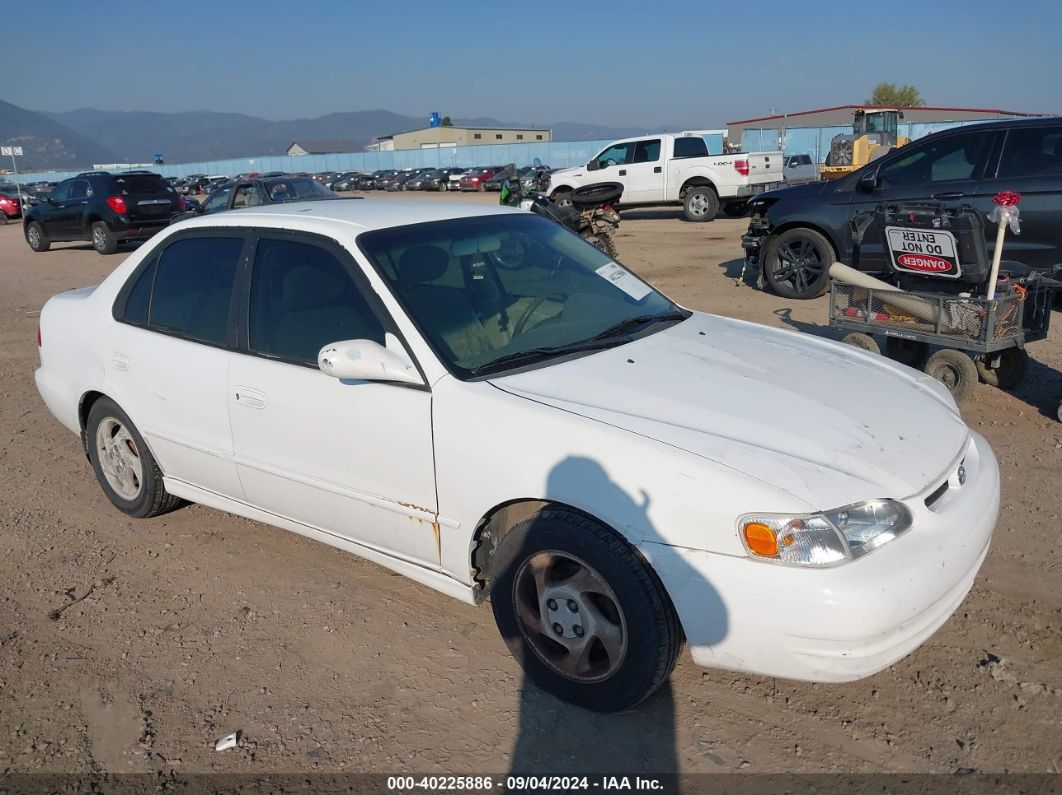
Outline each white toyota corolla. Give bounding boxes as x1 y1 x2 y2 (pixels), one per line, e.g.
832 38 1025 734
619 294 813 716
35 200 998 711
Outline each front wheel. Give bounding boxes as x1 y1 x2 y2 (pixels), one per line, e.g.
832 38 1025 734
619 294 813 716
682 186 719 222
762 227 833 299
490 510 682 712
26 221 50 252
91 222 118 255
551 190 572 208
86 397 184 518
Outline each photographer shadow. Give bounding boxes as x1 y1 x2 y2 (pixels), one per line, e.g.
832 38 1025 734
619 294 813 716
505 456 728 777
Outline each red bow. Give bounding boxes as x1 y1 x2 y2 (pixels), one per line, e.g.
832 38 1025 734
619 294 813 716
993 191 1021 207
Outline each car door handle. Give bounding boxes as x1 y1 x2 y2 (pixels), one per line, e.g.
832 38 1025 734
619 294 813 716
932 191 965 200
234 387 266 410
618 169 627 176
653 166 662 173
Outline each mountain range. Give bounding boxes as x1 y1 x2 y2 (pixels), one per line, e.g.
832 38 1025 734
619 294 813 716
1 98 694 171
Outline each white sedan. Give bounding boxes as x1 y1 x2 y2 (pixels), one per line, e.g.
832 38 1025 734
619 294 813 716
35 200 999 712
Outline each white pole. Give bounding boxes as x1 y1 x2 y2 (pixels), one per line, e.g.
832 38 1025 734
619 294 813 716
10 152 22 210
985 214 1007 301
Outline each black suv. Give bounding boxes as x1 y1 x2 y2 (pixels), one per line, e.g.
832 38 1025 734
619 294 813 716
743 117 1062 298
24 171 181 255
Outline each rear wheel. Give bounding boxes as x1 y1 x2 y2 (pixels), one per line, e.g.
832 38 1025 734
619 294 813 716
551 190 572 208
925 349 978 402
975 347 1028 389
682 186 719 222
86 397 183 518
842 332 880 354
91 222 118 255
490 510 682 712
26 221 50 252
763 227 833 299
585 232 618 259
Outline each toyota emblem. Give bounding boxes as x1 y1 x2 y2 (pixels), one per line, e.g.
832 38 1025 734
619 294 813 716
957 465 967 486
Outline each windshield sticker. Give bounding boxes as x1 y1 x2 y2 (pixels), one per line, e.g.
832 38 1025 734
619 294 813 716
595 262 652 301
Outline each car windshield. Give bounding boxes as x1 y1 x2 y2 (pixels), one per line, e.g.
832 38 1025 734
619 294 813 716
358 213 685 378
263 178 336 200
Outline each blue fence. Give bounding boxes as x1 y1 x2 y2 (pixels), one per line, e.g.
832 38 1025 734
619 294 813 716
740 120 1007 163
5 132 727 185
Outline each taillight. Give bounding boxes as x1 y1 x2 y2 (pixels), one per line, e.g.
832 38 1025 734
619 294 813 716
106 195 127 214
177 195 186 210
734 159 750 177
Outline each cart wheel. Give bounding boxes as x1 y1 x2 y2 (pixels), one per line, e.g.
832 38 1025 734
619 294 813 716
842 333 880 354
975 348 1028 390
1057 401 1062 423
925 349 978 402
885 337 929 369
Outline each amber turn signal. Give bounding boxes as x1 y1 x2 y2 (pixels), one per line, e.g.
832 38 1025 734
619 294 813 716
743 521 779 557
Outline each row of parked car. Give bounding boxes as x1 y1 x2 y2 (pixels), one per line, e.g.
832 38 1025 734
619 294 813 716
319 165 532 193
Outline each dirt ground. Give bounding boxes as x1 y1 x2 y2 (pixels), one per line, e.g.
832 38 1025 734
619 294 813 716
1 191 1060 779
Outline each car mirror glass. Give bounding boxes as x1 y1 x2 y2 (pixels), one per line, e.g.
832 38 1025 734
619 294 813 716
857 170 880 192
318 338 422 385
587 160 601 172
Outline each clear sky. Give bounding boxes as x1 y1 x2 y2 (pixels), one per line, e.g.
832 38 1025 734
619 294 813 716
5 0 1060 126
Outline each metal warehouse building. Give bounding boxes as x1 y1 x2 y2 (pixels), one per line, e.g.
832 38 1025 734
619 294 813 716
367 126 551 151
728 105 1043 161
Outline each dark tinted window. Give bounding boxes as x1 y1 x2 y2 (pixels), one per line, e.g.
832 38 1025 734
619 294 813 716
68 180 90 200
49 181 72 202
149 237 243 344
997 126 1062 178
201 187 232 213
121 258 158 325
879 131 992 187
248 238 385 364
674 137 709 158
113 175 168 195
633 139 662 163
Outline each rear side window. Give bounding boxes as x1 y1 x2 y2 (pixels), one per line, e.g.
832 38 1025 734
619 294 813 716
997 126 1062 178
149 237 243 345
247 238 385 364
121 258 158 325
673 137 709 159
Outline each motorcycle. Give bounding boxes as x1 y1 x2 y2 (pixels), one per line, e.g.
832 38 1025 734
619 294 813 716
499 159 623 259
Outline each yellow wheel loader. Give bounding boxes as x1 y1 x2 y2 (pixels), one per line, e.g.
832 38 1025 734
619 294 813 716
820 109 910 180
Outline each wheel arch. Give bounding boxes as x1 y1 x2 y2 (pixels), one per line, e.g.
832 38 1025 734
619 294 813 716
469 497 635 604
765 221 842 261
679 176 718 199
78 390 108 459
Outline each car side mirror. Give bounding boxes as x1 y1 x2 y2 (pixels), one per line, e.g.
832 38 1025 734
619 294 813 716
587 160 601 172
857 170 880 192
318 338 422 385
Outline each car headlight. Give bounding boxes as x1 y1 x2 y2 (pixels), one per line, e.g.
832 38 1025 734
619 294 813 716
739 499 912 567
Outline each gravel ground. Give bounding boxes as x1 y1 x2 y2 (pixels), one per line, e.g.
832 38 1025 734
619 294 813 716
1 192 1060 778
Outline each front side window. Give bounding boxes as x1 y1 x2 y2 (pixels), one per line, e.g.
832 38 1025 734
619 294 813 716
595 143 632 167
359 214 683 378
201 187 233 213
247 238 385 365
49 181 72 202
878 131 992 187
997 126 1062 178
149 236 243 344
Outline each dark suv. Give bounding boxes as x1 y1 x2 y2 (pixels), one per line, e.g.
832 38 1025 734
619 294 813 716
742 117 1062 298
24 171 181 255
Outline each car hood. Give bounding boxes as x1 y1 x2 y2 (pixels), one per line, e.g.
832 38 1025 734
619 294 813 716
550 166 586 180
491 314 969 509
756 179 832 203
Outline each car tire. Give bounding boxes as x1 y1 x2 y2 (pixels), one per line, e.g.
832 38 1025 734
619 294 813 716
25 221 50 252
682 186 719 222
975 347 1028 390
86 397 184 518
0 212 8 225
489 509 682 713
551 190 572 208
722 202 749 218
762 227 834 299
925 349 978 402
90 222 119 255
842 332 880 354
885 337 930 369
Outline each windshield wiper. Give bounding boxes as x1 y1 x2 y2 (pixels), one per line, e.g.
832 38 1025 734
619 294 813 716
470 337 628 376
588 309 688 342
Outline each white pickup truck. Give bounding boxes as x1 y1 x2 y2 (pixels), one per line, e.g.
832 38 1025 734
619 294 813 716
547 132 783 221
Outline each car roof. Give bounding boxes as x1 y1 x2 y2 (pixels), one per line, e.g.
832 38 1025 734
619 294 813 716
175 197 525 234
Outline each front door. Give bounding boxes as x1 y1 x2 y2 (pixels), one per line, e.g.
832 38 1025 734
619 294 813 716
590 141 632 198
227 234 440 567
847 128 1001 272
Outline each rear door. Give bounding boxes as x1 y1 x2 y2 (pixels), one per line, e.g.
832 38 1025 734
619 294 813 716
624 138 666 203
54 180 87 238
978 124 1062 271
112 174 178 226
846 128 1001 272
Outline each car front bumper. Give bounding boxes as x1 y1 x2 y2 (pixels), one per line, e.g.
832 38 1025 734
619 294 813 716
648 431 998 683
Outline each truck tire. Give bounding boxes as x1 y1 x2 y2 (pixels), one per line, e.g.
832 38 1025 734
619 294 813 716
682 186 719 222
